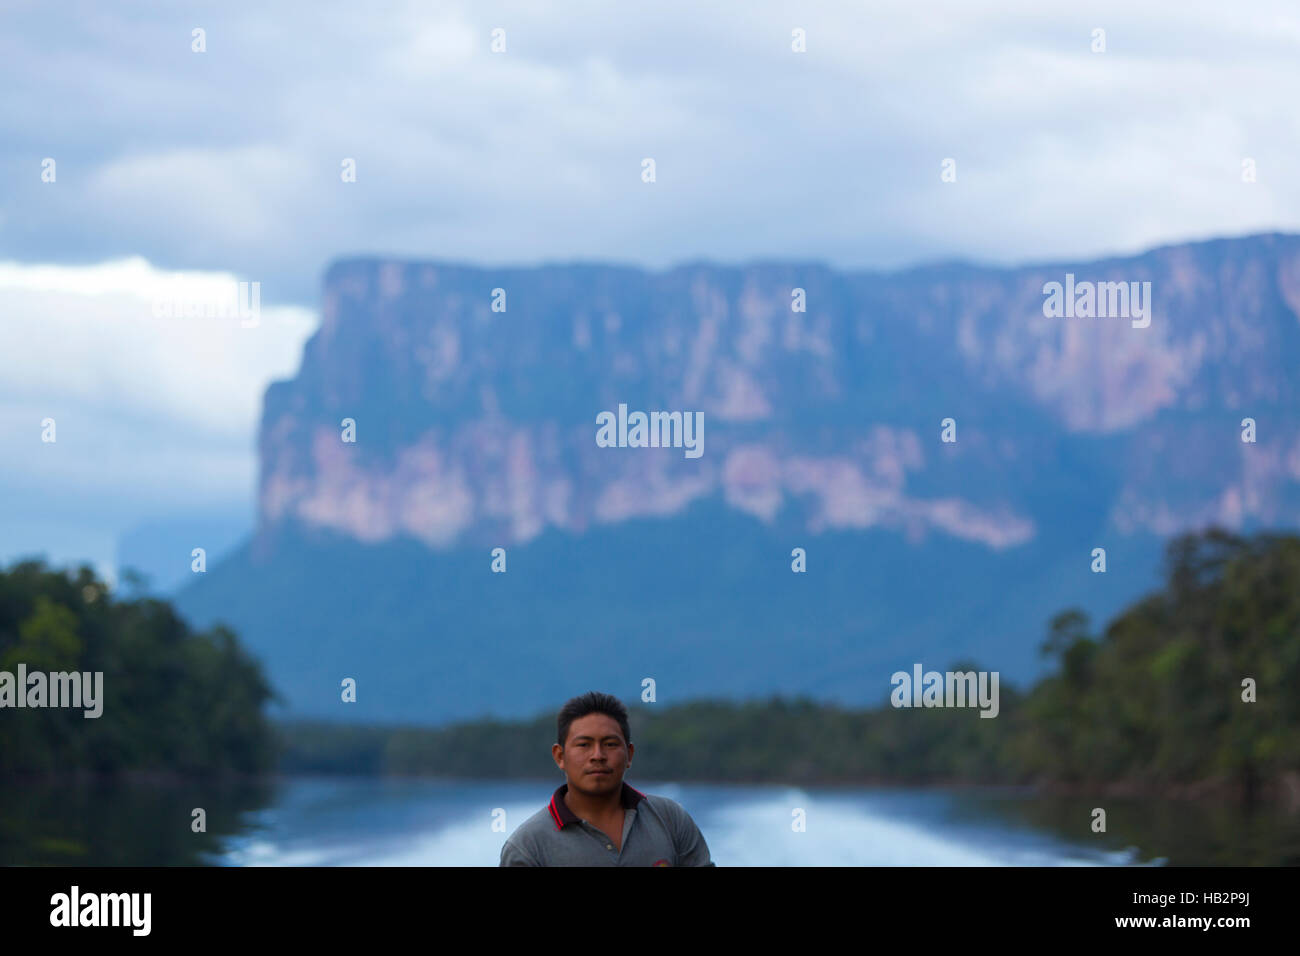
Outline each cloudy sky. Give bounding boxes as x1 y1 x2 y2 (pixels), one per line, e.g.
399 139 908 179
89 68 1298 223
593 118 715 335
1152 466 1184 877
3 0 1299 584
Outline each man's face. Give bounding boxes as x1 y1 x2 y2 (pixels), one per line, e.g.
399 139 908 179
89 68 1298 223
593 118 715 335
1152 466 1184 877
554 713 633 797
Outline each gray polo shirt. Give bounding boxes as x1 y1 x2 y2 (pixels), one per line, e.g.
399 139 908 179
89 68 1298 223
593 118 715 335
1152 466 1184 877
499 781 715 866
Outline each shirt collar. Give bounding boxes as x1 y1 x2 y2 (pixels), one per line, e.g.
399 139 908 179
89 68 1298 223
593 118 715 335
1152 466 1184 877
548 781 645 829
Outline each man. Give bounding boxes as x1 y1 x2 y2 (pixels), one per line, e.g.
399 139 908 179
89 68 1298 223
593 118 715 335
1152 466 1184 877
499 691 715 866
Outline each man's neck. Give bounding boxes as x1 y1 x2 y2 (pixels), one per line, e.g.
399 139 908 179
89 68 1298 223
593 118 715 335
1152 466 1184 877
563 780 623 821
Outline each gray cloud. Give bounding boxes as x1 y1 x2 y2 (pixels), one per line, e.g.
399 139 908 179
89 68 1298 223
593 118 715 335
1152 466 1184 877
3 0 1298 304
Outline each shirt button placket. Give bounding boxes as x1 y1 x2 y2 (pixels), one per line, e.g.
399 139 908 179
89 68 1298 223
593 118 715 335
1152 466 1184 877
589 824 615 854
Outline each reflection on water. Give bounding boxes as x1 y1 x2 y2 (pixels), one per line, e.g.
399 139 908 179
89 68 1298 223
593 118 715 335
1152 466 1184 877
956 788 1300 867
0 778 274 866
2 777 1297 866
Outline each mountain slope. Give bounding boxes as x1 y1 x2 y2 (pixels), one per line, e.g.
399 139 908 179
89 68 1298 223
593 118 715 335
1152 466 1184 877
176 233 1300 723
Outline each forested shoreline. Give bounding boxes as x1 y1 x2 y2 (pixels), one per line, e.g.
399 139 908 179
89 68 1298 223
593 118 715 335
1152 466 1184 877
4 528 1297 806
0 561 276 777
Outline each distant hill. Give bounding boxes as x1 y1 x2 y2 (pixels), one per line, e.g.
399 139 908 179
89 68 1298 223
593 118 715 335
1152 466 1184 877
175 233 1300 723
117 508 252 597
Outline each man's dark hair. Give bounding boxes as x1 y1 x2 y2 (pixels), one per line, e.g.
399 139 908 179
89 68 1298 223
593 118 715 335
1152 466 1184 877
557 691 631 747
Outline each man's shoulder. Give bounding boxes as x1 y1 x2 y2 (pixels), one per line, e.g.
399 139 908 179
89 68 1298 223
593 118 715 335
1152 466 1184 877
637 791 696 824
499 803 561 865
507 803 559 843
636 790 714 865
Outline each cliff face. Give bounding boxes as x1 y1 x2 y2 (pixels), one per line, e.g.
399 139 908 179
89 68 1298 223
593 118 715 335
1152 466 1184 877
256 234 1300 557
170 233 1300 723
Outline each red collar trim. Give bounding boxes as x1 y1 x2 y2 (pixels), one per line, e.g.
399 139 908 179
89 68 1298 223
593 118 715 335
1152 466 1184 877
549 781 646 829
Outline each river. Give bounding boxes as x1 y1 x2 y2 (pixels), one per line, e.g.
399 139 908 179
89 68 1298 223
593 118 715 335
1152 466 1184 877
5 777 1298 866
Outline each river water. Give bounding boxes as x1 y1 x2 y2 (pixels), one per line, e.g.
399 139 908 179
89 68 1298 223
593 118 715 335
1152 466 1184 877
5 777 1298 866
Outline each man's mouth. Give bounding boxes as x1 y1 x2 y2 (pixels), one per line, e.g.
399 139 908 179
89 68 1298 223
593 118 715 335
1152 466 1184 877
587 769 612 775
